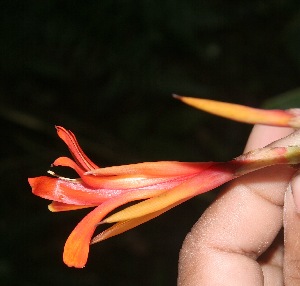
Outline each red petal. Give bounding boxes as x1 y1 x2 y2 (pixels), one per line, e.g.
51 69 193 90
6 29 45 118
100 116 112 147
104 146 300 223
63 187 170 267
54 157 205 190
56 126 99 171
87 161 214 177
103 163 234 223
91 202 178 244
29 176 126 205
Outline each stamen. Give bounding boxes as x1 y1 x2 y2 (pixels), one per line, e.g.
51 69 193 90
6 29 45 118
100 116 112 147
47 170 79 181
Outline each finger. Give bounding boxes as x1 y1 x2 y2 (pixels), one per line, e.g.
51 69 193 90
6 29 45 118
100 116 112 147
244 125 294 152
257 230 284 286
178 166 292 286
283 172 300 285
178 126 299 286
291 171 300 212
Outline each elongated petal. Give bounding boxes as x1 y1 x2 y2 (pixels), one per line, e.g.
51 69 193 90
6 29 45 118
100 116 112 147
29 176 127 205
102 163 233 223
63 187 171 268
103 146 300 223
86 161 214 177
91 200 184 244
56 126 99 171
174 95 300 128
54 157 209 190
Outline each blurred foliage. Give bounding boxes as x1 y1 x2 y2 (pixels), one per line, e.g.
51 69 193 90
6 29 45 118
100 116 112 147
1 1 300 285
263 87 300 108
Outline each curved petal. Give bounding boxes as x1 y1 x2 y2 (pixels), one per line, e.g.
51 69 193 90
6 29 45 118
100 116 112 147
56 126 99 171
52 157 112 189
91 201 180 244
63 187 171 268
53 157 87 178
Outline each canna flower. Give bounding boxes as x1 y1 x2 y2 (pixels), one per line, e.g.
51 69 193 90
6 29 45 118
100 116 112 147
29 126 300 268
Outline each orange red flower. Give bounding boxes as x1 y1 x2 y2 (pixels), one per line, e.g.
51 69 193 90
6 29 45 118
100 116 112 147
29 98 300 268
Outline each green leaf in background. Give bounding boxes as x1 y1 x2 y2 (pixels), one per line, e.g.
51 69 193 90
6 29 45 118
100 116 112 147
262 88 300 109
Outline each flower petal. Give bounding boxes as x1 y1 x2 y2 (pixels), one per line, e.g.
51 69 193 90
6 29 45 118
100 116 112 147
63 187 172 268
54 157 208 190
56 126 99 171
91 206 173 244
103 146 300 223
29 176 126 205
86 161 214 177
103 163 233 223
174 95 300 128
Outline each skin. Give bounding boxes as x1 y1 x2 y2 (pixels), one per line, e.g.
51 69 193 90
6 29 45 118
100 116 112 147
178 125 300 285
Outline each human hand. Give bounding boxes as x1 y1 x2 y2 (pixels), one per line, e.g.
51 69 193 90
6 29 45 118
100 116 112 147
178 125 300 285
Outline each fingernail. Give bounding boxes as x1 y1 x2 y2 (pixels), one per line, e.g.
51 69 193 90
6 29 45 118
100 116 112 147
291 170 300 213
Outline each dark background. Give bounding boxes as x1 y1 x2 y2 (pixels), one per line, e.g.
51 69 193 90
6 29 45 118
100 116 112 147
1 1 300 285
